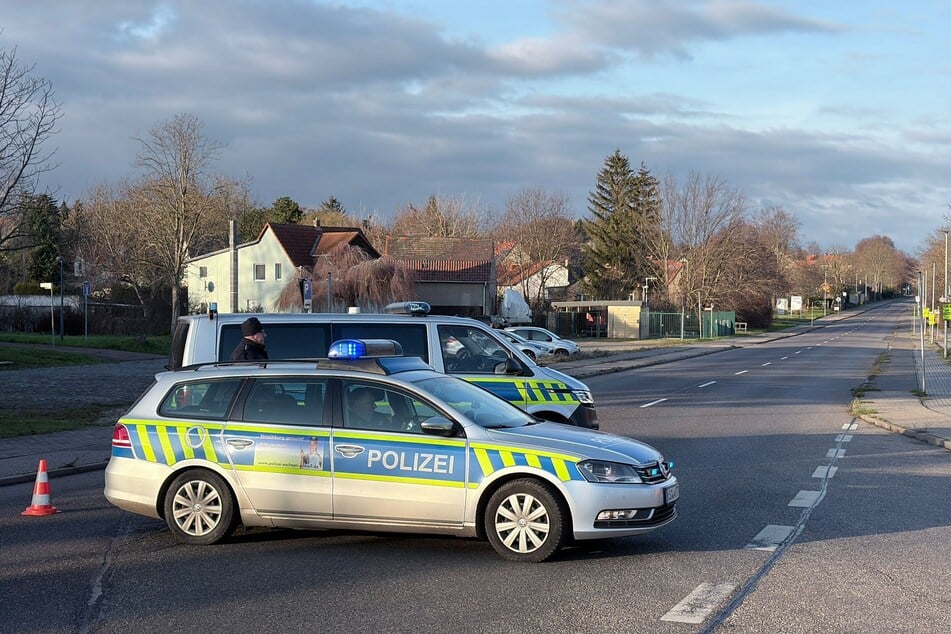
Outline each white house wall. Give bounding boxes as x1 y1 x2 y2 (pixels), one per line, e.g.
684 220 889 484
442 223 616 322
185 233 295 313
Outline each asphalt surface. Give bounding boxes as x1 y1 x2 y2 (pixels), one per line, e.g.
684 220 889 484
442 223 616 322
1 301 947 490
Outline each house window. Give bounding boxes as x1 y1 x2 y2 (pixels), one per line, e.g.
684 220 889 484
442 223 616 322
199 266 208 278
253 264 266 281
274 263 282 280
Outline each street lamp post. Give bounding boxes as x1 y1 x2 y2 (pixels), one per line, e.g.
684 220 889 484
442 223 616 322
57 256 65 340
943 229 949 358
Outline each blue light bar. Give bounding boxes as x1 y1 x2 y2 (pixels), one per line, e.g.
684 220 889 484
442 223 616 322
328 339 366 360
384 301 431 316
327 339 404 359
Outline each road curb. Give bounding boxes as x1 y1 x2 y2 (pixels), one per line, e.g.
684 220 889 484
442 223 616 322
857 414 951 451
566 346 738 379
0 460 108 488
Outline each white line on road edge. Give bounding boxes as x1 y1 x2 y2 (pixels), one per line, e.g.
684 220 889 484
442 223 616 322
734 370 749 375
826 448 846 458
661 582 738 624
789 490 821 507
698 381 717 388
835 434 853 442
812 466 838 478
745 525 795 551
640 398 668 408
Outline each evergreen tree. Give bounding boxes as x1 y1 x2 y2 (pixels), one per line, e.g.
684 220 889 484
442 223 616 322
270 196 303 224
582 150 662 299
24 194 62 282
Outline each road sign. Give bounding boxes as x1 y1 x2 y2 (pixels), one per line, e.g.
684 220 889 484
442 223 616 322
300 279 313 312
943 304 951 320
83 281 91 297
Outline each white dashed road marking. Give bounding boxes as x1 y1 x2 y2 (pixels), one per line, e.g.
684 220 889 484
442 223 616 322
789 490 822 507
661 582 738 624
761 362 772 366
735 370 749 375
745 525 795 551
826 448 846 458
812 466 838 478
835 434 853 442
698 380 716 388
640 398 668 408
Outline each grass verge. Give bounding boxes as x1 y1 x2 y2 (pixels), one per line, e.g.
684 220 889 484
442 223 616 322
0 346 106 370
0 404 120 438
0 333 170 355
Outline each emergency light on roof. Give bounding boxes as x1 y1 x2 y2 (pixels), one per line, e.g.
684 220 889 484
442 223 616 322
384 301 431 316
327 339 404 360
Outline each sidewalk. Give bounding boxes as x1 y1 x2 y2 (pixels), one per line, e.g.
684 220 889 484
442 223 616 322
2 313 947 488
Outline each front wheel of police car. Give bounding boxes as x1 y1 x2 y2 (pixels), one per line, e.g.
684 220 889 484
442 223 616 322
485 479 566 562
163 470 237 545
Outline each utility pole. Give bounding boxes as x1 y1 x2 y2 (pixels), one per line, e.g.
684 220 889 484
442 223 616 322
919 271 926 394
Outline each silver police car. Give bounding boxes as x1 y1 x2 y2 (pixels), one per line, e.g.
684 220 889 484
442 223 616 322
104 340 678 562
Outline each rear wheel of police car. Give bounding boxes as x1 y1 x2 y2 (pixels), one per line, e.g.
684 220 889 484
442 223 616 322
164 470 237 545
485 479 566 562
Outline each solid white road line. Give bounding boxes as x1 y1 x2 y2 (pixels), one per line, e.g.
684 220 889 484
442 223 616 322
640 398 668 408
826 448 846 458
734 369 749 375
835 434 853 442
660 582 738 624
789 490 822 507
745 525 795 551
812 466 838 478
698 380 717 388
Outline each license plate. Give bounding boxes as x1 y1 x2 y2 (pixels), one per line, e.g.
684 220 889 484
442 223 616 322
664 482 680 504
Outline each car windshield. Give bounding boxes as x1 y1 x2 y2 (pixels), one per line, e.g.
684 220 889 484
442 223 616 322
501 331 529 344
414 376 536 429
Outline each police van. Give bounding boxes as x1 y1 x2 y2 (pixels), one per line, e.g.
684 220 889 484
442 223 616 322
168 302 597 428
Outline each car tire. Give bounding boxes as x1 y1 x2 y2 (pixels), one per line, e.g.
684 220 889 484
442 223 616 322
163 470 237 545
485 478 566 562
554 349 569 358
523 349 536 361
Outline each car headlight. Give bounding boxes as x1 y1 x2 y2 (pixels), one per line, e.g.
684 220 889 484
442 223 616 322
572 389 594 405
577 460 642 484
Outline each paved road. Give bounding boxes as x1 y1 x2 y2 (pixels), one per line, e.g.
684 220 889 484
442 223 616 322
1 301 947 632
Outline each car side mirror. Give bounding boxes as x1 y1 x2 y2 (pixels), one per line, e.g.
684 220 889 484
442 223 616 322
494 357 524 375
420 416 457 437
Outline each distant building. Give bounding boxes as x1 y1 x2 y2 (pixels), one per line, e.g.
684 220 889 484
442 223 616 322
185 223 378 313
384 236 496 317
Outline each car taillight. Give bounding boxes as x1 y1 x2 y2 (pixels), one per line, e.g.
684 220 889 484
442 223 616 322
112 423 132 448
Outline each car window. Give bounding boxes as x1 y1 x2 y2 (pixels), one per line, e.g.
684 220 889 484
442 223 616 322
414 376 535 429
438 325 509 375
342 380 432 434
241 378 329 426
219 323 332 361
160 379 242 420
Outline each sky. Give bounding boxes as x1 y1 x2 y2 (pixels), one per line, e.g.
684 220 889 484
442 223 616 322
2 0 949 255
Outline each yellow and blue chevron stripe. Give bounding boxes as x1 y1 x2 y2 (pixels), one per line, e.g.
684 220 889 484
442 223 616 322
465 378 580 407
468 443 582 484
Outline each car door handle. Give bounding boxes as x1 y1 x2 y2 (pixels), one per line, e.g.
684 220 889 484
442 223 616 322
226 438 255 450
334 444 365 458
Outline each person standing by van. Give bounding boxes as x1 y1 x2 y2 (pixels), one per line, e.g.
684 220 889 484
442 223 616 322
230 317 268 361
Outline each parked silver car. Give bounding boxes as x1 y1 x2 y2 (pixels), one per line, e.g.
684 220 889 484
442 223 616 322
105 339 678 562
496 329 555 362
506 326 580 357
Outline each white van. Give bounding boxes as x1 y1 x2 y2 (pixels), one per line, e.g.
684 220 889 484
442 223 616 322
168 302 597 428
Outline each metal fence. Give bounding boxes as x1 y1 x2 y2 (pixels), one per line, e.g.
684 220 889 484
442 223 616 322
647 311 737 339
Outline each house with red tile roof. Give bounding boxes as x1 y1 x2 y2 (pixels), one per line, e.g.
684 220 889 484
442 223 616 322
383 236 497 318
185 222 378 313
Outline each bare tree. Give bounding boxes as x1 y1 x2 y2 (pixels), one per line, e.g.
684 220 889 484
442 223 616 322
274 245 415 312
134 114 224 330
658 172 747 312
0 45 62 252
853 235 906 298
496 187 579 311
390 194 490 238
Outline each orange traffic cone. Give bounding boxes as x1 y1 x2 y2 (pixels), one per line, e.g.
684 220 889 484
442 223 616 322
22 459 59 516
